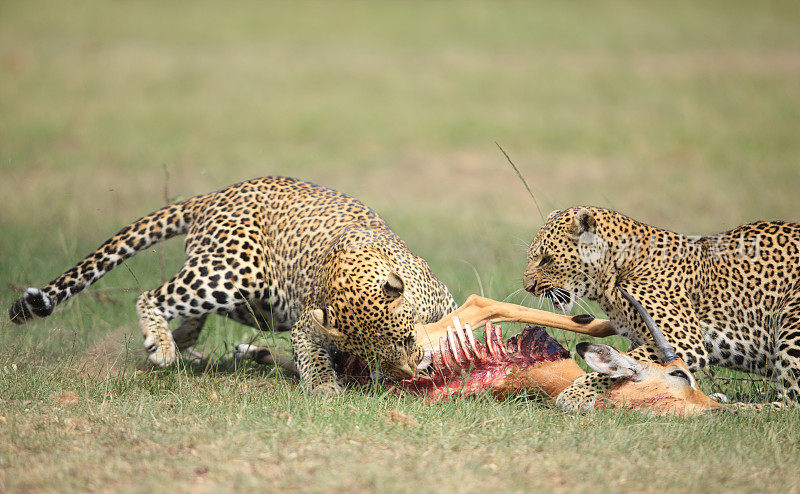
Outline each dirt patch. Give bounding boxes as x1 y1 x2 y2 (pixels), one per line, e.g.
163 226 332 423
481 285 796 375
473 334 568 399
72 326 133 380
52 391 80 407
385 410 419 427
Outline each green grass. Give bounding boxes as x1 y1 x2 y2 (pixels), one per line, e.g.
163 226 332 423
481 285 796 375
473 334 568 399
2 0 800 492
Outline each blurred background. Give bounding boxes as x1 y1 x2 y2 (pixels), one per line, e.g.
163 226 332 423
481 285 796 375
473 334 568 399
1 0 799 349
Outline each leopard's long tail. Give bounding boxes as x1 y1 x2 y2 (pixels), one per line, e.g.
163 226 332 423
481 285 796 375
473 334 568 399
9 197 200 324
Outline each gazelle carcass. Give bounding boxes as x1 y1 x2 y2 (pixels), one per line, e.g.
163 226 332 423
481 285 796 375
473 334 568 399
238 288 725 416
399 319 722 415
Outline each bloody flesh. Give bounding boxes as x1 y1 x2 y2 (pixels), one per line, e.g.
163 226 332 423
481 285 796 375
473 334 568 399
335 323 570 400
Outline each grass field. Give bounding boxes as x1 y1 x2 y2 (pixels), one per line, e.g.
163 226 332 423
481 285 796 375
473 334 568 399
2 1 800 492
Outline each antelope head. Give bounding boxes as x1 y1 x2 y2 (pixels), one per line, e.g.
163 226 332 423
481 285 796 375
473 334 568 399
557 287 725 415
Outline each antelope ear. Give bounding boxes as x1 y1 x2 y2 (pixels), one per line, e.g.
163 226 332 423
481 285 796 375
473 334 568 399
383 272 404 299
310 306 345 339
577 343 642 379
569 208 596 238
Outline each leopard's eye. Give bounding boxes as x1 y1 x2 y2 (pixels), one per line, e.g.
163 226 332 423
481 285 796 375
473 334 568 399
539 255 553 267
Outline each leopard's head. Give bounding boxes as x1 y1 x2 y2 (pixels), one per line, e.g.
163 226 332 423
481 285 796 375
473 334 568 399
523 206 614 312
313 244 423 381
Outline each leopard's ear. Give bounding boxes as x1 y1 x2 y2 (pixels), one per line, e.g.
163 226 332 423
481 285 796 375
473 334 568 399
577 343 642 379
568 208 596 239
383 272 404 300
310 306 345 339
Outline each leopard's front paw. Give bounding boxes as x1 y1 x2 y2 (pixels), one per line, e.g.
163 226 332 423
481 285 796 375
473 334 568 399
144 334 178 367
310 381 343 397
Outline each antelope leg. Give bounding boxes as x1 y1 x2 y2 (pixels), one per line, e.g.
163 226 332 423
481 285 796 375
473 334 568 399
233 343 299 375
416 294 617 349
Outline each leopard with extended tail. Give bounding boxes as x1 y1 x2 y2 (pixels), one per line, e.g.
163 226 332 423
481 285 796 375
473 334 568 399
9 176 458 395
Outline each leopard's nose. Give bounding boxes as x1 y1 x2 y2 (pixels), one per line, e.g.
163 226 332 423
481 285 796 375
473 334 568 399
523 279 537 294
395 362 416 380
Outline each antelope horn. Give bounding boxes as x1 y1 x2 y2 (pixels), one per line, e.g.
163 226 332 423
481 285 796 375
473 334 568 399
618 287 678 362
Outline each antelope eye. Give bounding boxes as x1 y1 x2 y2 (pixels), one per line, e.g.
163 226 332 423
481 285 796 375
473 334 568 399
668 369 691 382
539 255 553 267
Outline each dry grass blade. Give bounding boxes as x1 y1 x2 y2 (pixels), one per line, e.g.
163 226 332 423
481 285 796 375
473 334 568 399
495 142 544 222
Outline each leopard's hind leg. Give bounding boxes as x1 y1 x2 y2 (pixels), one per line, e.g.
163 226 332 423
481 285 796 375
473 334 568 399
171 315 209 363
695 296 800 412
171 297 289 362
728 291 800 410
137 256 261 366
137 291 179 366
775 296 800 403
172 315 208 351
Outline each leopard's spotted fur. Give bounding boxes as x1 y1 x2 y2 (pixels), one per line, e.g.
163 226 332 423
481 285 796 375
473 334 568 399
523 206 800 404
9 176 457 393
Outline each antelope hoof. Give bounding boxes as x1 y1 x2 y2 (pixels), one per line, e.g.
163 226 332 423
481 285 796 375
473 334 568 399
711 392 732 404
182 347 207 364
233 343 257 360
